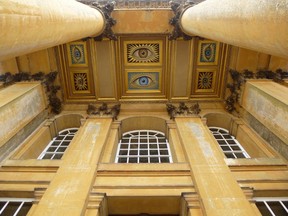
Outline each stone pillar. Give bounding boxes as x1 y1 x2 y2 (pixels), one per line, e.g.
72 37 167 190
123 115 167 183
28 118 112 216
175 117 255 215
180 0 288 59
0 0 105 61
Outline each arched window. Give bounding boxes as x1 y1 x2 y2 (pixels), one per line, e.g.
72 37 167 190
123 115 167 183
115 130 173 163
209 127 250 159
38 128 78 160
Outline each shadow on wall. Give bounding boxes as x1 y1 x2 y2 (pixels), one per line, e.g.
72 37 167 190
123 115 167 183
121 116 167 136
203 112 233 131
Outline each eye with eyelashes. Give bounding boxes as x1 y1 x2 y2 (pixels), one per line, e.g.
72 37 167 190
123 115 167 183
132 48 153 59
131 75 154 87
127 43 159 63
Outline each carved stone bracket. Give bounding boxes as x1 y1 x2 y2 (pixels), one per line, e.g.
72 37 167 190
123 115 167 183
87 103 121 120
168 1 195 40
166 102 201 120
225 68 288 113
78 1 117 41
0 71 62 114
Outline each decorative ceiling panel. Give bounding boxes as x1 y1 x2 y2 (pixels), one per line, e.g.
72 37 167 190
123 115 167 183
119 36 167 100
124 41 162 66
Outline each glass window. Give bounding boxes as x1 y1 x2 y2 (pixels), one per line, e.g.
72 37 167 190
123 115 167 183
254 198 288 216
0 198 33 216
115 130 173 163
38 128 78 160
209 127 250 159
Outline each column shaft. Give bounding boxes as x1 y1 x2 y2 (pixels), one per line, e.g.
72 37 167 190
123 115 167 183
180 0 288 59
0 0 105 61
28 118 112 216
175 117 255 215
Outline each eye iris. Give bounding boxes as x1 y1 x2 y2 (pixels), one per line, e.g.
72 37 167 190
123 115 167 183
138 76 149 86
138 48 149 58
73 47 82 60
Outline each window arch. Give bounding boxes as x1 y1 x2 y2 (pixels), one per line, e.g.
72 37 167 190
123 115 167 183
209 127 250 159
115 130 173 163
38 128 78 160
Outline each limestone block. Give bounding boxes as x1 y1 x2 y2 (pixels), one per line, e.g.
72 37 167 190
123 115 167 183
0 83 46 148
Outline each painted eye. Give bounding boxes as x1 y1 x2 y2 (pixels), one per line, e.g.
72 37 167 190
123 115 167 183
72 47 82 61
132 75 154 88
132 48 153 59
127 44 159 63
202 43 216 62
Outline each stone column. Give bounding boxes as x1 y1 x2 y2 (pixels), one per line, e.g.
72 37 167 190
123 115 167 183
175 117 256 215
180 0 288 59
0 0 105 61
28 118 112 216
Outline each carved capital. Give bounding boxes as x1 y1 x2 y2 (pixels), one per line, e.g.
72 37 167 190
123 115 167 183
168 1 195 40
78 1 117 41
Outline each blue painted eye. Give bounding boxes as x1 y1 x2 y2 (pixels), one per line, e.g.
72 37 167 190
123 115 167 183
132 75 153 87
73 47 82 60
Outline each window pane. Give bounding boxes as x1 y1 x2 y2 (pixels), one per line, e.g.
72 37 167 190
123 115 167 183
118 158 127 163
268 201 287 215
42 154 53 159
119 150 128 155
160 157 170 163
129 150 138 155
256 202 273 216
139 157 149 163
0 201 5 211
121 144 128 149
129 157 138 163
53 154 63 160
17 202 33 216
225 153 235 158
1 202 20 215
234 153 246 158
140 150 148 155
150 157 159 163
283 201 288 208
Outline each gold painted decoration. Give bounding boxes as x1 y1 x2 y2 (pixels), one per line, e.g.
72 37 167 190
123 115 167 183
124 41 162 65
198 72 213 89
197 40 219 65
74 73 88 91
195 69 216 93
69 70 92 94
67 41 88 67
